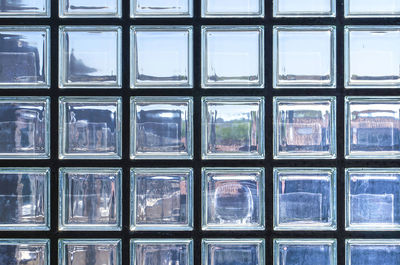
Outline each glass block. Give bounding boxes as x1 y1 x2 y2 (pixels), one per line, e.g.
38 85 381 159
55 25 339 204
59 96 122 159
0 97 50 159
59 26 122 89
202 239 265 265
274 239 336 265
59 239 121 265
346 239 400 265
273 96 336 159
0 26 50 88
201 26 264 89
273 168 337 230
130 97 193 159
60 0 121 17
59 168 122 231
131 0 192 17
273 0 335 17
345 0 400 17
202 168 265 230
344 26 400 88
273 26 336 88
0 239 49 265
130 26 193 89
202 97 265 159
201 0 263 17
0 0 49 17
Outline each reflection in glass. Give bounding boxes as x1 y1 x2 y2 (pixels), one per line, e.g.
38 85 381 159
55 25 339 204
0 0 49 17
0 239 49 265
202 0 263 17
131 0 192 17
60 0 121 17
273 0 335 17
345 0 400 17
346 240 400 265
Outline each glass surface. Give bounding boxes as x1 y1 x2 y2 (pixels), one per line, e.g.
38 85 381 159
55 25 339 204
345 0 400 17
0 239 49 265
130 168 193 231
345 26 400 88
202 0 263 17
273 97 336 159
201 26 264 88
59 97 122 159
0 0 49 17
346 240 400 265
0 27 50 88
131 0 192 17
273 0 335 17
202 168 265 230
273 26 336 88
202 97 264 159
130 26 193 88
60 0 121 17
59 26 122 89
274 168 336 230
130 97 193 159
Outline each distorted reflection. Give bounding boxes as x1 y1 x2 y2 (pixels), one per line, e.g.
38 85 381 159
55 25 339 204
204 0 261 16
0 0 47 15
278 244 332 265
0 242 47 265
66 242 119 265
350 243 400 265
347 0 400 16
275 0 332 15
207 244 260 265
63 0 118 16
134 0 190 16
135 243 189 265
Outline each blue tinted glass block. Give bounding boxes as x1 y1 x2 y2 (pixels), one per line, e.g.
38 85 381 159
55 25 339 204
60 0 121 17
345 0 400 17
273 0 335 17
0 0 49 17
131 0 193 17
0 239 49 265
346 240 400 265
202 0 264 17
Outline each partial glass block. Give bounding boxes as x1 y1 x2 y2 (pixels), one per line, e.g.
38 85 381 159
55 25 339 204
201 26 264 89
202 97 265 159
59 26 122 89
273 26 336 88
0 26 50 88
346 239 400 265
273 0 335 17
60 0 121 17
345 26 400 88
273 96 336 159
130 97 193 159
0 0 49 17
131 0 192 17
59 96 122 159
345 0 400 17
0 239 49 265
273 168 337 230
201 0 263 17
202 168 265 230
130 26 193 89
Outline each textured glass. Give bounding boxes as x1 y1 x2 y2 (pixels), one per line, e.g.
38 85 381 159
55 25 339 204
130 97 193 159
59 97 122 159
202 0 263 17
345 0 400 17
131 0 192 17
346 240 400 265
60 0 121 17
202 168 265 230
130 168 193 231
59 26 122 89
0 27 50 88
201 26 264 88
0 0 49 17
273 26 336 88
0 239 49 265
274 96 336 159
345 26 400 88
273 0 335 17
130 26 193 88
59 168 122 231
202 97 264 159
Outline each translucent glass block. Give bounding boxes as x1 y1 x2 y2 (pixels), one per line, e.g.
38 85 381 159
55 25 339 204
59 26 122 89
59 168 122 231
345 0 400 17
130 26 193 89
201 26 264 89
202 97 265 159
273 97 336 159
346 239 400 265
344 26 400 88
59 97 122 159
273 26 336 88
0 27 50 88
201 0 263 17
202 168 265 230
0 0 49 17
130 97 193 159
273 0 335 17
0 239 49 265
274 168 337 230
202 239 265 265
131 0 193 17
60 0 121 17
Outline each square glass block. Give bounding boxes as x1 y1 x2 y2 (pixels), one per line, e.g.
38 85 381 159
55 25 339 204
273 168 337 230
274 239 337 265
202 168 265 230
0 0 49 17
0 97 50 159
59 97 122 159
201 0 263 17
130 168 193 231
346 239 400 265
59 26 122 89
273 26 336 88
0 239 49 265
202 97 264 159
273 0 335 17
59 239 121 265
202 239 265 265
131 0 192 17
273 97 336 159
130 97 193 159
60 0 121 17
59 168 122 231
130 26 193 89
0 27 50 88
201 26 264 89
345 0 400 17
345 26 400 88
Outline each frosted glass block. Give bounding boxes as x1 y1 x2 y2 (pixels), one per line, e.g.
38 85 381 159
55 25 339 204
345 0 400 17
131 0 192 17
273 0 335 17
201 26 264 89
0 27 50 88
59 26 122 89
60 0 121 17
202 0 263 17
59 97 122 159
130 26 193 89
59 168 122 231
273 97 336 159
202 97 264 159
345 26 400 88
346 240 400 265
0 0 49 17
273 26 336 88
130 97 193 159
0 239 49 265
202 168 265 230
130 168 193 231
